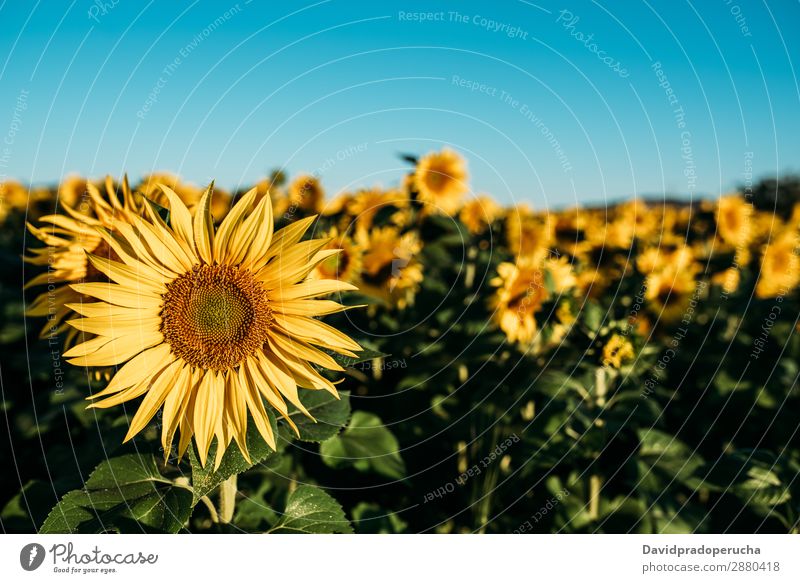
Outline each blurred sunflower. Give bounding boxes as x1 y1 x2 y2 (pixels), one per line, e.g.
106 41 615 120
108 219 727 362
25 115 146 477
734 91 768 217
716 195 753 248
348 187 409 229
644 266 698 323
506 205 554 261
459 195 501 235
412 148 468 215
711 267 741 295
63 185 361 468
357 226 423 309
25 177 140 346
0 180 29 224
602 334 634 368
755 231 799 298
544 255 577 294
58 176 93 209
311 226 363 284
490 259 549 345
618 198 659 242
288 174 325 215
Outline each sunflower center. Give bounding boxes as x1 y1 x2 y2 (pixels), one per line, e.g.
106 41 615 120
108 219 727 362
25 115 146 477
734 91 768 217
160 264 273 371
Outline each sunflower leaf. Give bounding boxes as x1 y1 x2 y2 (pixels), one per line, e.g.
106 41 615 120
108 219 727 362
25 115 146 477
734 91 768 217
189 410 279 502
267 485 352 534
39 453 192 534
288 390 351 442
320 411 406 479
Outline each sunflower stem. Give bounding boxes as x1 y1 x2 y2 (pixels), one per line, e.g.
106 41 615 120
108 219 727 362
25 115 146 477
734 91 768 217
588 474 602 522
589 367 606 522
218 474 237 524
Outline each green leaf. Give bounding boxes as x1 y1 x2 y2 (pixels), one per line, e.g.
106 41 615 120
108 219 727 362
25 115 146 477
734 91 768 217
320 411 406 479
267 485 352 533
189 411 279 502
698 450 790 506
637 429 703 484
40 453 192 534
288 390 351 442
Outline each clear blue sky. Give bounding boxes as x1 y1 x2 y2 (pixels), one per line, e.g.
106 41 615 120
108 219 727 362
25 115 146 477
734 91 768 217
1 0 798 207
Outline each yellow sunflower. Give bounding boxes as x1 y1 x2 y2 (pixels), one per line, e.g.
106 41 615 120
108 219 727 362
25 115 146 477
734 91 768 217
0 180 29 223
544 255 577 294
755 231 799 298
459 195 501 235
711 267 740 295
602 334 635 369
357 227 423 309
412 148 468 215
288 174 325 215
644 267 698 323
348 187 409 229
716 194 753 247
490 259 549 345
506 205 554 261
63 184 361 468
25 177 140 346
311 226 363 284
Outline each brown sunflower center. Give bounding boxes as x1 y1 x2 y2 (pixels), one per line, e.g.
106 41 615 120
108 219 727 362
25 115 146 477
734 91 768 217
160 264 273 371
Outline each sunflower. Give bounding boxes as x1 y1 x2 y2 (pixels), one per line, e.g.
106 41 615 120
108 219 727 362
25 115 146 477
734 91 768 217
644 266 698 323
288 174 325 215
63 184 361 468
412 148 468 215
618 198 660 242
137 172 201 209
755 231 800 298
490 259 549 345
357 227 423 309
348 187 409 229
711 267 740 295
25 177 140 347
601 334 635 369
543 255 577 294
311 226 363 284
459 195 501 235
636 245 695 275
506 205 554 261
716 194 753 247
0 180 29 223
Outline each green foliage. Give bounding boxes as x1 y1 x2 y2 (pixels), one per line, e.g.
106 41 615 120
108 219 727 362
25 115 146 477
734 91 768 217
267 485 352 534
289 390 351 443
40 454 192 534
321 412 406 480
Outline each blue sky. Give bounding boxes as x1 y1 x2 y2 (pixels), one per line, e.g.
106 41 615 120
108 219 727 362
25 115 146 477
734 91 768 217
1 0 798 207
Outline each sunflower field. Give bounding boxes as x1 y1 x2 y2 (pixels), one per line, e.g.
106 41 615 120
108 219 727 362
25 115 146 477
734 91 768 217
1 149 799 534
